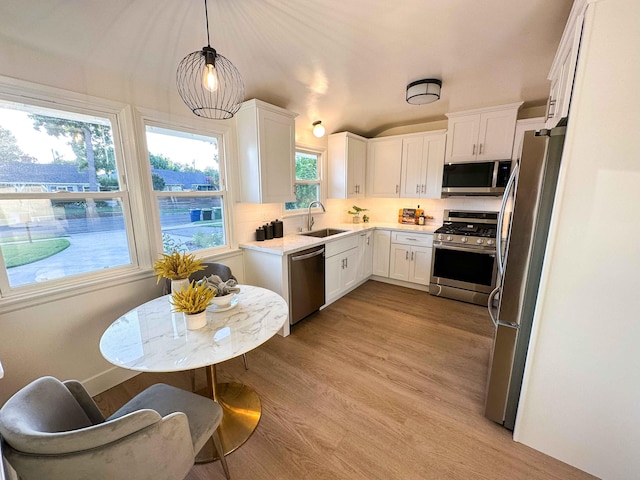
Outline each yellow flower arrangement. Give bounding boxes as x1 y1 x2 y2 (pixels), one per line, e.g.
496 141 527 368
152 252 204 282
169 281 217 314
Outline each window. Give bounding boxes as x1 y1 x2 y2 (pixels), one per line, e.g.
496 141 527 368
0 99 134 291
285 149 322 211
145 125 228 254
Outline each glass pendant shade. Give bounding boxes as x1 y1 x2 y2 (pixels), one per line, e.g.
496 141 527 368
312 121 325 138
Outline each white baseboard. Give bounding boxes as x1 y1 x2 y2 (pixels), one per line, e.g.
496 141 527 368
82 366 140 397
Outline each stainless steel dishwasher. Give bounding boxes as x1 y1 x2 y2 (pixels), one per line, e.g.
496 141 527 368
288 245 325 325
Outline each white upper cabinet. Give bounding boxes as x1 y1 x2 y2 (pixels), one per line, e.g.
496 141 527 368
445 103 522 163
367 137 403 197
545 0 587 128
399 131 446 199
328 132 367 199
236 99 297 204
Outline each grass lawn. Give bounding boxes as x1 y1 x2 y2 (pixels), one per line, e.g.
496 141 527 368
1 238 71 267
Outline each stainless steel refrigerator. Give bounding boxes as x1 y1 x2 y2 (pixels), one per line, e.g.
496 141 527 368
484 125 567 430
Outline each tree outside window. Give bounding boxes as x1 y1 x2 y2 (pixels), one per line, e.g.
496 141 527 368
285 150 321 211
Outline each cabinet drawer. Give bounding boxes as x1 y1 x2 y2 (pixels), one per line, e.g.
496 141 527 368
391 231 433 247
325 234 359 257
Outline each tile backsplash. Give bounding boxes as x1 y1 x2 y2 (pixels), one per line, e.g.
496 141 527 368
232 196 502 244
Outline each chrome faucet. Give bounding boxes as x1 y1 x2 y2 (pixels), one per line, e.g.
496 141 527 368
307 201 326 231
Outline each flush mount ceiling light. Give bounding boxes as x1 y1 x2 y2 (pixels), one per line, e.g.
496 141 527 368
406 79 442 105
176 0 245 119
312 120 325 138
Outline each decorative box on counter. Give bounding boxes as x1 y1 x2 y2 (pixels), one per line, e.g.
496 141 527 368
398 208 423 224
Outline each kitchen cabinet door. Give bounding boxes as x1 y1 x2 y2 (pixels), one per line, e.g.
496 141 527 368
389 244 410 281
399 135 425 197
372 230 391 277
325 254 343 304
325 246 359 304
357 231 374 282
445 103 522 163
236 99 297 203
409 245 432 286
446 115 481 162
400 132 446 199
328 132 367 199
367 137 402 197
476 109 519 161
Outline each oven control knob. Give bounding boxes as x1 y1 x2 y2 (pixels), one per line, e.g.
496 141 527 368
487 239 495 246
476 239 484 244
437 234 444 241
461 237 468 243
446 235 453 242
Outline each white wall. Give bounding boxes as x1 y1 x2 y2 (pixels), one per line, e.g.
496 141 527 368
515 1 640 478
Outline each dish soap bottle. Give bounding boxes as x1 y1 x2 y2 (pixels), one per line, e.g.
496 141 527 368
417 205 426 225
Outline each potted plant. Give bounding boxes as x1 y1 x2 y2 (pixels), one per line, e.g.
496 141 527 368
347 205 368 224
153 251 204 293
169 281 216 330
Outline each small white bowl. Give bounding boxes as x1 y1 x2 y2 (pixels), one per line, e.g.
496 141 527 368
211 292 236 308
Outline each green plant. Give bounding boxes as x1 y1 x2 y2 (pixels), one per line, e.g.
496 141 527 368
152 251 204 282
347 205 368 215
162 234 187 254
169 281 216 314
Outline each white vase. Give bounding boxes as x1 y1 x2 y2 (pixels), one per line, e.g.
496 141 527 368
171 278 190 294
184 311 207 330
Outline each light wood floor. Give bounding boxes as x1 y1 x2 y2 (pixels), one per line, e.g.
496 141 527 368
94 281 596 480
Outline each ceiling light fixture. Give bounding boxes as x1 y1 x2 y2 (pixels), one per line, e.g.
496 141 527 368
406 79 442 105
176 0 245 119
312 120 325 138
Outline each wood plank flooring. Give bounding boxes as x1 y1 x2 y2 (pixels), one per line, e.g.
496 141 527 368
93 281 596 480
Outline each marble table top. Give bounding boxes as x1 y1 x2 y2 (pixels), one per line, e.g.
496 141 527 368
100 285 288 372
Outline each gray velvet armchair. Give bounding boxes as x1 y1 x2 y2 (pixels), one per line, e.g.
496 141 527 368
0 376 229 480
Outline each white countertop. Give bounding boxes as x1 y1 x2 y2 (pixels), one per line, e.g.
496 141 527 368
240 222 440 256
99 285 288 372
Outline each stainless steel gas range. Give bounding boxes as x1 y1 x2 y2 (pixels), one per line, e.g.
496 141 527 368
429 210 499 305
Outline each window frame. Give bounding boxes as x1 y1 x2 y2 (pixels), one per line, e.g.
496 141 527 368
0 79 142 301
137 110 235 257
284 145 326 215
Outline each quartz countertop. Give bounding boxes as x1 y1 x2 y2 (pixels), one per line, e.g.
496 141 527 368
239 222 439 256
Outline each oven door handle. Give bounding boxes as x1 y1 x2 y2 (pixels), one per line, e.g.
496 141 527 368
487 286 500 328
434 244 496 256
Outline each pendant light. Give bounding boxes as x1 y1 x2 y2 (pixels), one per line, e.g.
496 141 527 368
176 0 245 119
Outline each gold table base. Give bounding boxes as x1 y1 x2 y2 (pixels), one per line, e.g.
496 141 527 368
195 365 261 464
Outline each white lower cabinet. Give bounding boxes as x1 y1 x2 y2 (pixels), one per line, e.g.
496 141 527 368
357 231 374 282
372 230 391 277
388 232 433 286
325 235 360 305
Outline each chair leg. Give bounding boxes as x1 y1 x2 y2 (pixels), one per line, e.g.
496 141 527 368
242 353 249 370
190 369 197 392
211 429 230 479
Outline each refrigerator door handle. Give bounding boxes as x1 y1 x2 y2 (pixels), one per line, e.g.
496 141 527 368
496 161 519 276
487 285 500 328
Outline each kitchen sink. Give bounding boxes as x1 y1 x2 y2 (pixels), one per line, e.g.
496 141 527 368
300 228 349 238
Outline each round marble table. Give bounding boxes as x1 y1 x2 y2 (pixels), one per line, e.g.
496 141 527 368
99 285 288 462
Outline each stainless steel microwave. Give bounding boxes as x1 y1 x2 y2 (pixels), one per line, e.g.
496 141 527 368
441 160 511 196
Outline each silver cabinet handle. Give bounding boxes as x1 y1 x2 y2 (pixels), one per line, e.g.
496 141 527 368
411 251 414 261
472 144 476 155
405 251 409 260
416 184 420 194
479 143 483 155
396 185 399 194
345 257 348 268
421 184 426 193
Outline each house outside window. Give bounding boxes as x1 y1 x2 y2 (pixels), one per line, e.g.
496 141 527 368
144 124 228 254
0 99 135 292
285 149 322 212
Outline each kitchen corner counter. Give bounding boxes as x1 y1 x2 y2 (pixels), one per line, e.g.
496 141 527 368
239 222 439 256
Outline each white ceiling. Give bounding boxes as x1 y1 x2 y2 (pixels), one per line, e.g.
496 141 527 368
0 0 573 137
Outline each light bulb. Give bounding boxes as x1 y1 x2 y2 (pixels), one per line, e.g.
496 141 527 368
312 121 325 138
203 63 219 92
